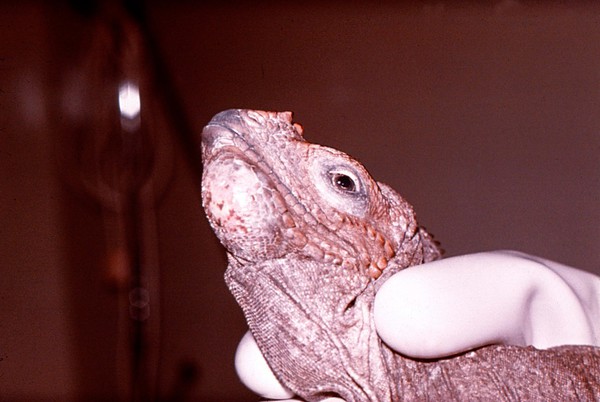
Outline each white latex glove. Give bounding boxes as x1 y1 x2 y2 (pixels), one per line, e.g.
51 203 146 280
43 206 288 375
235 331 343 402
374 250 600 358
235 250 600 400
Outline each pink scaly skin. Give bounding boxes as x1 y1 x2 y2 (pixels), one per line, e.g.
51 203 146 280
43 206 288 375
201 109 600 402
235 249 600 400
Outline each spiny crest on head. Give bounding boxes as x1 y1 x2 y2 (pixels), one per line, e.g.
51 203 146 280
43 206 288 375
244 110 305 141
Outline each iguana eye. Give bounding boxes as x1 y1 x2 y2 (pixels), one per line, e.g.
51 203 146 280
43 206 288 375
330 171 360 193
309 148 369 216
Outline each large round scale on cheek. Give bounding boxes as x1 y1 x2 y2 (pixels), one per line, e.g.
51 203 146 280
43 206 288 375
202 157 285 260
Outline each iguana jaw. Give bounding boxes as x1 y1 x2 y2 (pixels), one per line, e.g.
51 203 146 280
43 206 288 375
201 121 297 262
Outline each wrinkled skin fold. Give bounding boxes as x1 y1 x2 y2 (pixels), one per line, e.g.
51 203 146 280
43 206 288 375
201 109 600 401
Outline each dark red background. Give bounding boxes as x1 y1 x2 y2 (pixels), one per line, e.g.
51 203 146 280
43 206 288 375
2 1 599 400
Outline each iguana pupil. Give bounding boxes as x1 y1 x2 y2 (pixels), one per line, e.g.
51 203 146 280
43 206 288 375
332 173 356 192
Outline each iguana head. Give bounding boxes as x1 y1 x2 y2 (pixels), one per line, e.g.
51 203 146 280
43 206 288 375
201 109 440 279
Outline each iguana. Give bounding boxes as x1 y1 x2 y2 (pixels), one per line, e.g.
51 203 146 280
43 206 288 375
200 109 600 401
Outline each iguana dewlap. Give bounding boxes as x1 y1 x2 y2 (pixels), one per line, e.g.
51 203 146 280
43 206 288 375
201 109 600 401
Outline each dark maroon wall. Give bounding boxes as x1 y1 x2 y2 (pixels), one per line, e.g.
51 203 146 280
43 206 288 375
1 1 599 400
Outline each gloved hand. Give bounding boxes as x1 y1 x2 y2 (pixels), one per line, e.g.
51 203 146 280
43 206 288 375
234 250 600 400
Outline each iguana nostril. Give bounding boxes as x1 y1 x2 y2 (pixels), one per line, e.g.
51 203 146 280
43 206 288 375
200 125 232 151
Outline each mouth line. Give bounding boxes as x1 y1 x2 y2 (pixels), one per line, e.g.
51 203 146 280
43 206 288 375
202 129 276 194
202 123 258 163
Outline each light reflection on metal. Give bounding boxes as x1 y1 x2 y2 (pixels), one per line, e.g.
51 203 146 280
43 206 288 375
119 81 141 119
119 81 141 132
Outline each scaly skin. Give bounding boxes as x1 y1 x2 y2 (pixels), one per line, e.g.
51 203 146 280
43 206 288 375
201 109 600 401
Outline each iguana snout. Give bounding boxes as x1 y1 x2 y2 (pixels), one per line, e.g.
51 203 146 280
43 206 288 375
201 110 298 262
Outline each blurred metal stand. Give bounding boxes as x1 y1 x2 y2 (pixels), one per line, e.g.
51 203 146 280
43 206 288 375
58 0 177 400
